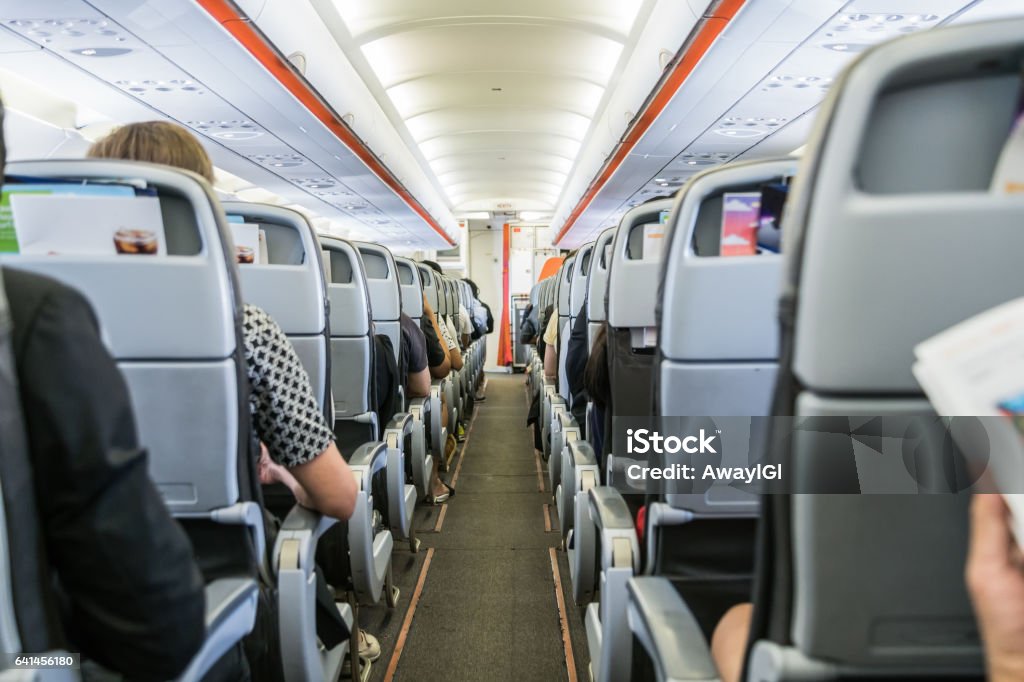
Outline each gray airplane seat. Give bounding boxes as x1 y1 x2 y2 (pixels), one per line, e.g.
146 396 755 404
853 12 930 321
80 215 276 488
396 257 424 322
552 242 594 526
350 243 418 548
641 159 799 642
416 264 450 464
221 202 332 520
394 257 433 500
541 260 571 462
354 242 401 367
628 20 1024 682
567 241 594 426
222 203 330 421
435 275 460 433
586 228 616 351
320 237 378 452
568 199 675 682
580 228 616 450
605 198 675 468
0 160 271 681
0 268 76 681
556 253 576 403
318 236 396 612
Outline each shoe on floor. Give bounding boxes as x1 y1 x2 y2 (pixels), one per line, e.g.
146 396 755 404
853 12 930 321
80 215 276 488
430 491 450 505
358 629 381 662
340 654 370 679
456 423 467 442
474 393 487 402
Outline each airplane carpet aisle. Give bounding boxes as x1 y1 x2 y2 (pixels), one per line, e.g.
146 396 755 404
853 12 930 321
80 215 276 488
361 374 588 681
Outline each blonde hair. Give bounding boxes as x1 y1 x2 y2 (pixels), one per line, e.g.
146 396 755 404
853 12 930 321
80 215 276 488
88 121 215 183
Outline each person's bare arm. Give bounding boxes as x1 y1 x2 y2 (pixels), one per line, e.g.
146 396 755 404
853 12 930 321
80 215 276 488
443 317 465 370
423 295 452 378
259 443 313 508
544 343 557 381
407 366 431 398
449 342 464 371
967 494 1024 682
288 443 358 520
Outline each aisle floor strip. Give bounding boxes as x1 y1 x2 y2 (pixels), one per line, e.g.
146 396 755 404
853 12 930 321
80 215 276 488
544 503 552 533
382 547 436 682
449 410 477 489
535 449 545 492
548 547 578 682
432 504 448 533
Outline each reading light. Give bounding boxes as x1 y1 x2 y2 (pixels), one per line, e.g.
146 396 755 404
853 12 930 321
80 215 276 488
71 47 132 57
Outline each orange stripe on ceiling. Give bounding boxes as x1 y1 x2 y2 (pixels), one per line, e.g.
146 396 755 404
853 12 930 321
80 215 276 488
553 0 747 246
195 0 456 246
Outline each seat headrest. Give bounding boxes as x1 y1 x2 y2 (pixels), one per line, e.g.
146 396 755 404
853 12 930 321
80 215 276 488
586 227 616 323
0 159 236 360
354 242 401 323
784 17 1024 394
224 202 327 336
659 159 797 361
320 235 371 337
569 242 594 320
607 199 674 330
395 256 424 318
557 254 576 316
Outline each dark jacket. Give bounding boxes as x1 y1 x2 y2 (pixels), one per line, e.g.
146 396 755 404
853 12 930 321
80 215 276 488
4 268 205 681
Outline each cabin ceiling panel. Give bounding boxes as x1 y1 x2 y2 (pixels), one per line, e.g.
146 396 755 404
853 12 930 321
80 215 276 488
327 0 649 214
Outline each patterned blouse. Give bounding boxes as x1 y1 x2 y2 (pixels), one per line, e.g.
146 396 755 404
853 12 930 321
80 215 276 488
242 304 333 468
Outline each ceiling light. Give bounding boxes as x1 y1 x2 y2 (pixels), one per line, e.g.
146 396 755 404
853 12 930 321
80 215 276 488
70 47 131 57
714 128 764 138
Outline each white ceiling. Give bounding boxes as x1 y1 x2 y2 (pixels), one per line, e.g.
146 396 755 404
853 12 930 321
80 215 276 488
552 0 1024 247
1 0 1021 251
298 0 654 215
0 0 460 251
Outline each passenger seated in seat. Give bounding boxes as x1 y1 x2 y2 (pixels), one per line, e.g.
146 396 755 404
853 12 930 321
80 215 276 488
400 312 431 399
583 325 610 457
88 121 382 663
0 103 205 679
542 301 559 382
967 494 1024 682
709 492 1023 682
463 278 489 402
565 302 590 427
421 294 457 503
5 272 206 680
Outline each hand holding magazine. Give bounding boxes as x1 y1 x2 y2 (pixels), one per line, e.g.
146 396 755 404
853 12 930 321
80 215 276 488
913 298 1024 546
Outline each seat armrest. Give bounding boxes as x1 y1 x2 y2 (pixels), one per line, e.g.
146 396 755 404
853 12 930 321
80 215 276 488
558 410 579 432
274 505 339 571
408 396 429 418
209 502 268 585
588 486 641 572
626 577 719 682
175 578 259 682
348 442 387 490
385 412 414 444
568 440 597 468
588 487 635 531
352 410 380 439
